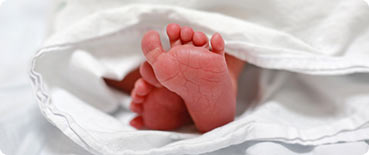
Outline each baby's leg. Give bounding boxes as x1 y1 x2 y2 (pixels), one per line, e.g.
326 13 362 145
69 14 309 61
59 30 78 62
104 68 140 94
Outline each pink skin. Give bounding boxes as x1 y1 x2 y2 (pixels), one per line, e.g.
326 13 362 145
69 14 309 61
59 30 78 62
129 24 213 130
138 24 236 132
129 25 200 130
129 63 192 130
130 78 191 130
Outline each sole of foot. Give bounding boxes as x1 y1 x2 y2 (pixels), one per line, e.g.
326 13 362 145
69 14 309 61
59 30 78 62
141 23 236 132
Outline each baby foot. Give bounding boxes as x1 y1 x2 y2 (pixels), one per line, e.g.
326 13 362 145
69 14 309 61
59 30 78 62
129 61 191 130
141 24 236 132
129 24 210 130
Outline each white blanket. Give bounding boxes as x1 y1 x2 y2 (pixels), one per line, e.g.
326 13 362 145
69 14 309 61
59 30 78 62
30 0 369 154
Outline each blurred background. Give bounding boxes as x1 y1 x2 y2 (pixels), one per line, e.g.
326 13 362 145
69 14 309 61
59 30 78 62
0 0 91 154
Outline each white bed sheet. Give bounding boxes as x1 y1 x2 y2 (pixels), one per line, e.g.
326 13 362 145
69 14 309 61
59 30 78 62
0 0 90 154
1 0 369 155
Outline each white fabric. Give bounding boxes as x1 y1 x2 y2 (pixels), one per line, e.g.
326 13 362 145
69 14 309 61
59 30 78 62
28 0 369 155
214 141 369 155
0 0 91 154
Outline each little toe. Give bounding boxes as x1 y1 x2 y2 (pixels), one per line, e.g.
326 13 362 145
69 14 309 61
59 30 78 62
130 101 143 114
180 26 194 44
140 62 162 87
130 116 145 129
141 30 165 64
134 78 153 96
193 31 209 48
210 33 225 54
166 23 181 47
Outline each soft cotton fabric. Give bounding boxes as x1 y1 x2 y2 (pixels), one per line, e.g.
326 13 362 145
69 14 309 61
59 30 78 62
30 0 369 154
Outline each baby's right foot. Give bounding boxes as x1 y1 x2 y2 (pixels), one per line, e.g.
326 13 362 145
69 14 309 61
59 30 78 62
130 78 191 130
130 61 191 130
142 24 236 132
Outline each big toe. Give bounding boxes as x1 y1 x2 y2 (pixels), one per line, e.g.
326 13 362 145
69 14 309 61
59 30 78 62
134 78 153 96
210 33 225 54
130 78 153 104
141 30 165 64
140 61 162 87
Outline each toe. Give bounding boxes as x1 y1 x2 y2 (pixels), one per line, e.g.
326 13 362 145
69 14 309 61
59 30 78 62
131 88 145 103
140 62 162 87
210 33 225 54
134 78 153 96
180 26 194 44
166 23 181 47
130 116 145 129
130 101 143 114
141 30 165 64
193 31 209 48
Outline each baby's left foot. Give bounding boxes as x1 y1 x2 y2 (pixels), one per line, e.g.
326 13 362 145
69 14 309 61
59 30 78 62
142 24 236 132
